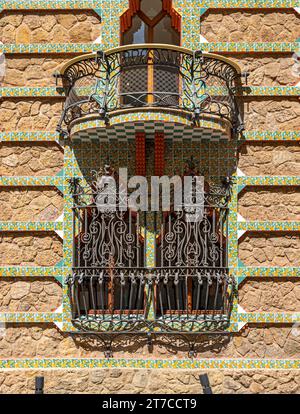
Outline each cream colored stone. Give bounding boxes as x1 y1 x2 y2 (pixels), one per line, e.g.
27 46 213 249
56 13 77 29
15 24 31 43
201 10 300 42
10 282 30 300
2 154 18 167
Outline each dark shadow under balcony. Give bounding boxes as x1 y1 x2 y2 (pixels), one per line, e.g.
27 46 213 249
57 44 243 139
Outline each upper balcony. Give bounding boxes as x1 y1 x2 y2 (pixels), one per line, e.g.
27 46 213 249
56 44 243 140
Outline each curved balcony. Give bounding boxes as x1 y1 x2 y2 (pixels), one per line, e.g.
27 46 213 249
57 44 243 139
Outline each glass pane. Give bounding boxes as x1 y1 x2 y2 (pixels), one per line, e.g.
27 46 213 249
153 15 180 45
123 15 148 45
140 0 162 19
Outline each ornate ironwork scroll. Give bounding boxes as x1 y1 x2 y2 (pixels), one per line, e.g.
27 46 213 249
67 168 234 334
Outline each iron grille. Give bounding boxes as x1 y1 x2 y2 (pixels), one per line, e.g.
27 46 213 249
67 173 234 333
57 45 243 134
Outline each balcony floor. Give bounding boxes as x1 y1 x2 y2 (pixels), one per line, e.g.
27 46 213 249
70 111 232 141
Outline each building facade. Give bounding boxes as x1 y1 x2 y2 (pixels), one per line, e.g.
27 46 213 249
0 0 299 394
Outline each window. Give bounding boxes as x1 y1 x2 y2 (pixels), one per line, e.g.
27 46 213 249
69 166 231 323
122 0 180 45
123 15 148 45
120 1 181 107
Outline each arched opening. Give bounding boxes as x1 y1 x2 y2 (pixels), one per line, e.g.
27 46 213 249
119 1 182 107
121 0 181 45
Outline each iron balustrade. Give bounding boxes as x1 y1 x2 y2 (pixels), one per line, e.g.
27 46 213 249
57 45 243 134
67 174 234 333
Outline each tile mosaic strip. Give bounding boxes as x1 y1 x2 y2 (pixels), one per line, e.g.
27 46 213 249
1 43 298 54
0 87 61 98
0 358 299 370
237 176 300 187
237 267 300 277
1 0 102 8
0 177 64 188
1 86 299 98
237 266 300 285
0 222 63 232
0 313 63 323
0 266 64 278
239 312 300 324
0 44 100 54
245 86 300 96
238 221 300 232
176 0 300 7
194 42 300 52
0 132 61 142
1 0 299 10
61 140 73 327
242 131 300 141
3 131 298 143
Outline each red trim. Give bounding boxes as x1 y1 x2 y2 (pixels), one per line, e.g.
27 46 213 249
120 0 141 33
154 132 165 177
135 132 146 176
120 0 181 34
162 0 181 33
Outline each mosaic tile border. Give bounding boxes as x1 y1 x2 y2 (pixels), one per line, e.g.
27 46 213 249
238 267 300 276
1 0 299 10
0 313 62 323
0 222 63 232
1 131 300 142
238 221 300 232
0 176 64 189
237 176 300 188
237 266 300 285
1 43 298 54
1 86 299 97
0 266 64 278
0 132 61 142
1 0 102 8
242 131 300 141
239 312 300 324
0 358 299 370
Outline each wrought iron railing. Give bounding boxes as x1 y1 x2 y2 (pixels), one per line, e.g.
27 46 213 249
57 44 243 133
67 173 235 333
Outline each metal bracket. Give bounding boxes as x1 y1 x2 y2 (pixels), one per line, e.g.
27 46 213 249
188 342 197 359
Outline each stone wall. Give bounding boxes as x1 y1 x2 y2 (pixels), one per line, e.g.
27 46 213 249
0 279 62 312
0 11 101 43
239 187 300 221
239 232 300 267
227 54 295 86
0 143 64 176
0 99 63 132
0 232 63 266
238 142 300 176
0 187 63 221
3 55 79 87
0 368 300 394
244 98 300 131
201 9 300 42
239 279 300 312
1 323 300 360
